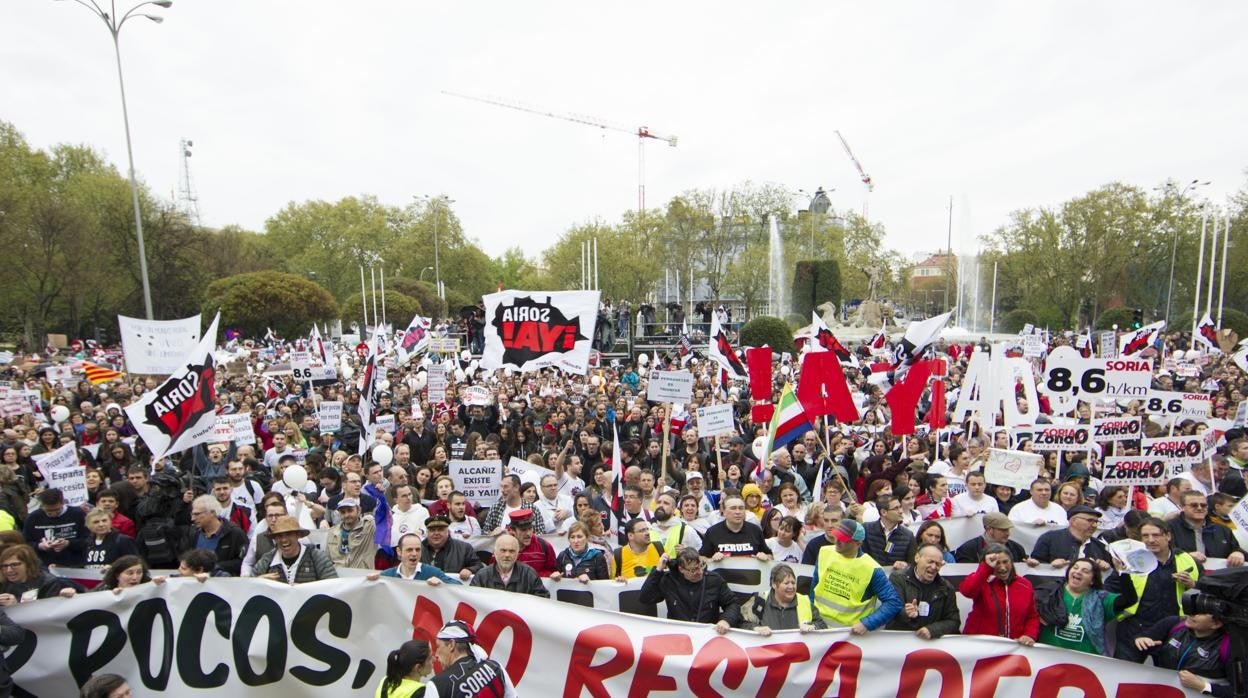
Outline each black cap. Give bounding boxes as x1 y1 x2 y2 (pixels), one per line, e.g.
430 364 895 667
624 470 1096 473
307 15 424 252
1067 504 1102 518
425 514 451 529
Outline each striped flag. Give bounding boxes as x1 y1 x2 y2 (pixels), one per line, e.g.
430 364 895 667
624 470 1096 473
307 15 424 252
757 383 812 479
81 361 124 385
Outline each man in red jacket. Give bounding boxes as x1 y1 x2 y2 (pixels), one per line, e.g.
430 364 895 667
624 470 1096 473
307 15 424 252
501 509 557 577
958 542 1040 645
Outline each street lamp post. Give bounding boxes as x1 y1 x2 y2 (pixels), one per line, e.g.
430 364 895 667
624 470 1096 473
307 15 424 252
1161 179 1210 323
419 266 433 281
57 0 171 320
416 195 455 300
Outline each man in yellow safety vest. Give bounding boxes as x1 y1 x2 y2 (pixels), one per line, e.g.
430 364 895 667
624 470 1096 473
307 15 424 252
1106 516 1202 662
810 519 903 634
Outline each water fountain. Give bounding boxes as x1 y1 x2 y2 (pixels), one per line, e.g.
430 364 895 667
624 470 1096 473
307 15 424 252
768 216 788 318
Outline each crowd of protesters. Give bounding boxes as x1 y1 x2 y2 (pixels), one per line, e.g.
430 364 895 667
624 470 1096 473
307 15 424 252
0 323 1243 696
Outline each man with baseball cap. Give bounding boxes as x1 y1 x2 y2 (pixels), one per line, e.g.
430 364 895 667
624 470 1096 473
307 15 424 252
810 519 902 634
426 620 518 698
327 498 377 569
954 512 1027 564
505 509 557 577
253 516 337 583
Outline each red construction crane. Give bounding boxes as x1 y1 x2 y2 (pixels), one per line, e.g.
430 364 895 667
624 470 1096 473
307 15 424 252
834 130 874 219
442 90 676 213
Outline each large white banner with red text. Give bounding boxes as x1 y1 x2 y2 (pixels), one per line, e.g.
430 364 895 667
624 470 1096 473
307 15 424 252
6 576 1193 697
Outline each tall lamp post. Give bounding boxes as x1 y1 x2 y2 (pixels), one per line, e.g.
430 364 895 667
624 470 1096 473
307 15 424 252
415 195 455 301
1159 179 1210 323
57 0 171 320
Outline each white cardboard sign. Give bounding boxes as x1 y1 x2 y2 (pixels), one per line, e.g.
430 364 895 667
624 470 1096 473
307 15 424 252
647 370 694 403
449 459 502 508
695 403 735 437
983 448 1043 491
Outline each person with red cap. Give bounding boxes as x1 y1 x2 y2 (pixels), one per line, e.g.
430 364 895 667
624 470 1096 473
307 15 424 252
503 509 556 577
809 519 902 634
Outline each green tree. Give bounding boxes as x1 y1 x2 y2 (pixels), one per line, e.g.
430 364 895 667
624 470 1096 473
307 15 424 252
739 315 793 350
202 272 338 338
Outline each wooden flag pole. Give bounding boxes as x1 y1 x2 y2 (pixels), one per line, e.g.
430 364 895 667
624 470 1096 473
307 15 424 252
661 403 672 486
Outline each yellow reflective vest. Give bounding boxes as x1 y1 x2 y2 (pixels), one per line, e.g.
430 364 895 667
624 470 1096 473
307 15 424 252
1120 550 1199 620
813 546 879 626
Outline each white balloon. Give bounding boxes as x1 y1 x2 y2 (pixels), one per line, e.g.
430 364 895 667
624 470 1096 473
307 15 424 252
282 465 309 491
590 375 602 387
454 369 466 382
689 357 699 365
780 365 791 375
50 405 69 423
256 362 266 372
468 360 480 372
753 435 769 459
371 444 394 467
503 367 513 377
461 350 471 361
638 353 649 365
414 373 428 389
1172 349 1186 360
378 379 391 391
342 365 355 380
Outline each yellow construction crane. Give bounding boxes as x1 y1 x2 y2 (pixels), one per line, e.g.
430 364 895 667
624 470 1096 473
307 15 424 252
442 90 676 213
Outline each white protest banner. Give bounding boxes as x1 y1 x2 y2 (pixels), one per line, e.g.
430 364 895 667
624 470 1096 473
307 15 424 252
317 401 343 432
211 418 235 443
646 370 694 403
695 403 735 437
1016 424 1093 452
427 336 460 354
45 365 73 386
1102 456 1169 487
1231 495 1248 531
123 314 221 461
1022 334 1046 358
1098 331 1116 358
427 364 448 403
1142 390 1211 419
32 443 88 506
289 351 312 380
1038 346 1151 413
1141 435 1204 475
983 447 1043 490
449 459 502 507
507 456 553 481
118 313 201 375
464 385 492 406
1234 399 1248 429
220 413 255 445
5 576 1189 698
480 290 600 375
1091 416 1142 442
375 414 395 435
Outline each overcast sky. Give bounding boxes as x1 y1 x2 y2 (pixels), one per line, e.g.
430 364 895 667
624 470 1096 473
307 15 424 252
4 2 1246 260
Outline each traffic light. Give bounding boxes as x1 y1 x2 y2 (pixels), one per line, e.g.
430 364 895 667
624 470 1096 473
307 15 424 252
1131 308 1143 329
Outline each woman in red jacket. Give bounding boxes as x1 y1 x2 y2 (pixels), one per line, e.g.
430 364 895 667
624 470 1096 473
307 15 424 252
958 542 1040 645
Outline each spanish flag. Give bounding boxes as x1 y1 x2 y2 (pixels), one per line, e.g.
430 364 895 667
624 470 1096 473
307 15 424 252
82 361 124 385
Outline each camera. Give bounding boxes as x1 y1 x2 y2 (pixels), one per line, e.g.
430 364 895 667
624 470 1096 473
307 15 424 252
1182 568 1248 627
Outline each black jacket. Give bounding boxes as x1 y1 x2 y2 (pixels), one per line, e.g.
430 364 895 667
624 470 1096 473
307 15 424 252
886 569 961 638
1168 517 1242 560
0 608 26 697
83 531 140 569
182 518 249 576
639 567 741 626
1029 529 1111 566
862 521 915 568
954 536 1026 564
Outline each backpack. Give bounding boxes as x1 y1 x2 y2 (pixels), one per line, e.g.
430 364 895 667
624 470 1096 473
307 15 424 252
138 516 178 567
246 469 272 493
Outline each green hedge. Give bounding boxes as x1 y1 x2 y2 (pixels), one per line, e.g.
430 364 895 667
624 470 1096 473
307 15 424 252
739 315 794 350
792 260 842 320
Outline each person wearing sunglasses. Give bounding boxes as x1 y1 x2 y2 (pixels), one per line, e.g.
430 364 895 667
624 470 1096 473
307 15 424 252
1167 492 1244 567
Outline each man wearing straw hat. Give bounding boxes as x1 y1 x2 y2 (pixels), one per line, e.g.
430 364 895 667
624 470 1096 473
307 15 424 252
253 516 338 584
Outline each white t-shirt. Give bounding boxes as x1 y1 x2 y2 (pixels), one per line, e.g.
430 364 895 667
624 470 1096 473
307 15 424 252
951 492 999 517
534 494 574 532
390 503 429 546
1008 499 1068 526
767 537 804 564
